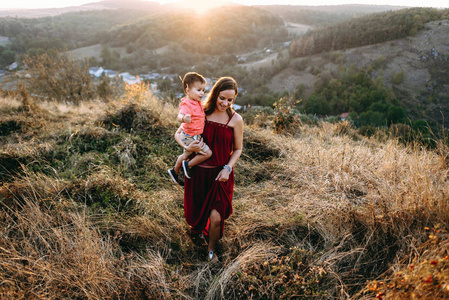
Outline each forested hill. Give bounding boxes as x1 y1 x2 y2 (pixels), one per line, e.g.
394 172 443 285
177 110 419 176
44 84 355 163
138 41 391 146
0 10 150 51
0 5 286 60
101 6 286 55
290 7 449 58
0 0 169 18
258 4 406 26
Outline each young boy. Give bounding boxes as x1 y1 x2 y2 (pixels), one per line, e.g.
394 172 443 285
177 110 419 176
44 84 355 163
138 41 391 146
168 72 212 185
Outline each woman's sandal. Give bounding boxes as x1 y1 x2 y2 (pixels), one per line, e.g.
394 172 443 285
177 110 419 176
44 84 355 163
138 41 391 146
208 251 219 264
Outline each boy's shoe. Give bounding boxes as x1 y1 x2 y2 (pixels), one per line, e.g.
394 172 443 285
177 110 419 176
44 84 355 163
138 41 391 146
182 160 191 179
168 168 178 184
168 168 184 186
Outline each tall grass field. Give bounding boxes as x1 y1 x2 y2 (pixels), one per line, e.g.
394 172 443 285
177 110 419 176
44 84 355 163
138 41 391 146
0 83 448 299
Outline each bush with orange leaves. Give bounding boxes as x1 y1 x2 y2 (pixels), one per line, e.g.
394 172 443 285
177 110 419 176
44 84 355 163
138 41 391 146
363 226 449 300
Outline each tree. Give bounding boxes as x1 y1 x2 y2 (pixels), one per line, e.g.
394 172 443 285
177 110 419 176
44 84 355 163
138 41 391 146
23 52 95 103
305 94 330 115
387 105 407 125
157 77 172 92
412 119 430 135
0 49 16 66
359 111 386 127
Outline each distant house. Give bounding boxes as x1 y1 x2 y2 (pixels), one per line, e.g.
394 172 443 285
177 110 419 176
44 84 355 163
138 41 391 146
233 104 242 111
145 72 160 80
89 67 104 77
103 69 117 78
341 112 350 121
15 70 31 78
237 56 247 64
150 83 158 91
139 74 150 81
118 72 140 84
140 73 161 81
7 62 18 71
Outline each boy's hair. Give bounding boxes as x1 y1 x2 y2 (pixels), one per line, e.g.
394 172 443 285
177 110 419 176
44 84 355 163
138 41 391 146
182 72 206 94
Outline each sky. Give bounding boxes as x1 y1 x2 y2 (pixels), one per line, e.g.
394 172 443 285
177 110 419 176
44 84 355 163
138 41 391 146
0 0 448 10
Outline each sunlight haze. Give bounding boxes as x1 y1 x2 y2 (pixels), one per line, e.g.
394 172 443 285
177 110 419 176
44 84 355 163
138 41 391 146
1 0 448 9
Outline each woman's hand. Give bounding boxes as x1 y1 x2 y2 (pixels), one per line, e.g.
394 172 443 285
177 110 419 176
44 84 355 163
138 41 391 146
185 139 203 153
216 169 230 182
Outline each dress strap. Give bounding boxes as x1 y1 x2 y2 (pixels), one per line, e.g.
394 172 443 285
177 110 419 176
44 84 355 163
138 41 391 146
225 112 236 126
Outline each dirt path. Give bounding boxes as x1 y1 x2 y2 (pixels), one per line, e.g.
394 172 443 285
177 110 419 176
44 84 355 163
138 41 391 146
239 52 280 70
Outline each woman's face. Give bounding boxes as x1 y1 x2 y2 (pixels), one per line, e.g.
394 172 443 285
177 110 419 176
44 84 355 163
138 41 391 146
216 89 236 112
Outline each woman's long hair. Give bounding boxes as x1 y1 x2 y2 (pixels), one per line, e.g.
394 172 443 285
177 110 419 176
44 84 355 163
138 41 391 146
203 77 238 118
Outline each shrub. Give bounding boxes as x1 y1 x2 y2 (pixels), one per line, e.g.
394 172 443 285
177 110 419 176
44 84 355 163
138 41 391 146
387 105 407 125
358 125 378 137
299 113 318 125
243 106 274 127
365 227 449 300
334 120 356 136
101 103 159 133
23 52 95 103
393 70 405 85
121 82 152 105
324 115 340 123
97 75 124 101
70 169 138 212
273 96 301 134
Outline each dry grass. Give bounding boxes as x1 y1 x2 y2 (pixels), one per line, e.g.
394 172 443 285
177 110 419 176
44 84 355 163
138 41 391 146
225 121 449 297
205 243 279 300
1 93 449 299
0 96 21 111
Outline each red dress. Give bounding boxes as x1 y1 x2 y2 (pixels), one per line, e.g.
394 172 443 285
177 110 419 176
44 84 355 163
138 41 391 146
184 113 235 237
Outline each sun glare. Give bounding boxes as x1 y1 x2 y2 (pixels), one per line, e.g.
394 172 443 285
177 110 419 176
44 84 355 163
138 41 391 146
175 0 230 14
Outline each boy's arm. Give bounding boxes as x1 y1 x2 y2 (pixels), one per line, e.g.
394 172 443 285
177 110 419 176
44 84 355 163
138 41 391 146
174 125 185 148
178 113 191 123
179 100 191 123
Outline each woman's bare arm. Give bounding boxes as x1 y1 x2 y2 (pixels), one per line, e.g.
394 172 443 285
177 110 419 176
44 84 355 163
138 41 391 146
216 113 243 181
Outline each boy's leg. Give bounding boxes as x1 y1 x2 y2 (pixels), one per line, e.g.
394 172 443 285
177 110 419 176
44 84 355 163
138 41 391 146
174 152 189 174
183 142 211 179
186 148 212 168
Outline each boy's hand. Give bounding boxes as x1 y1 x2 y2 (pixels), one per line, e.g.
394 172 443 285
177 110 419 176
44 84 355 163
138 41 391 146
183 114 191 123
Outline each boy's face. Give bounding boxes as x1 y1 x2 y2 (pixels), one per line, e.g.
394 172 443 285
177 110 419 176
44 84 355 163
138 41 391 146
186 81 206 102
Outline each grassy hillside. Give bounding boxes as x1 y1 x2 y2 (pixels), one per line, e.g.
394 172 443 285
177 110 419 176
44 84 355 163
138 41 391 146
1 87 448 298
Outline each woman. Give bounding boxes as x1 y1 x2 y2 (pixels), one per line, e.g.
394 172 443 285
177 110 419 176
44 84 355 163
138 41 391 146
175 77 243 263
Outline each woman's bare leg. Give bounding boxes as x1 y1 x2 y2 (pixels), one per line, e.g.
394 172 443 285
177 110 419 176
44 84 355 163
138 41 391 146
208 209 221 262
